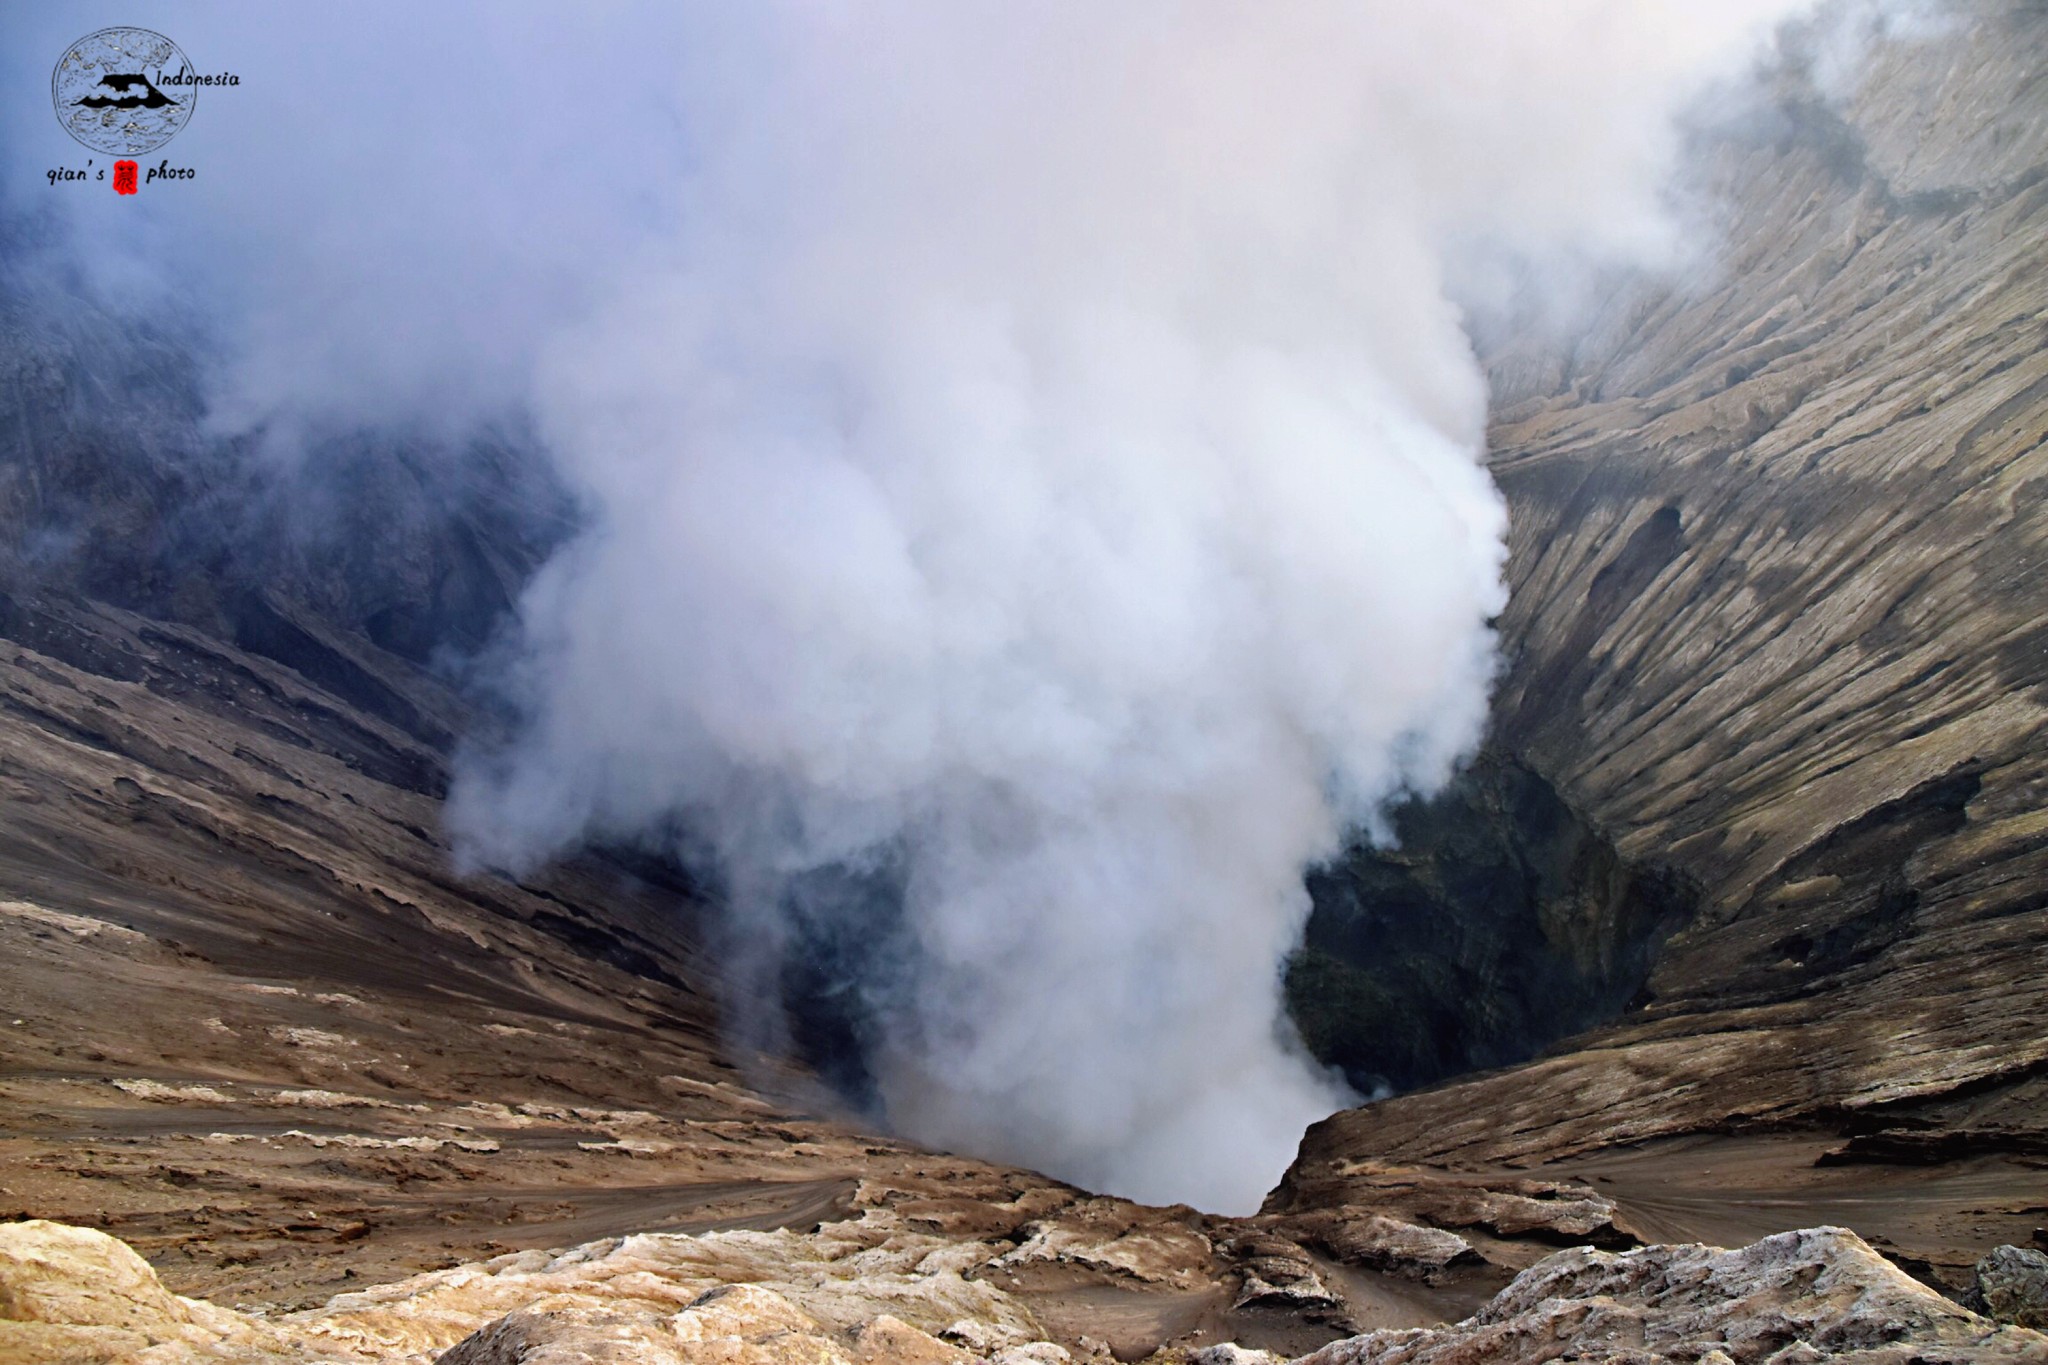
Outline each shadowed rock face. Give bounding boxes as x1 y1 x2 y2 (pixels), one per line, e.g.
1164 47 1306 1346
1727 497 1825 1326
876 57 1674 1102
0 246 573 720
1281 0 2048 1291
1287 750 1697 1096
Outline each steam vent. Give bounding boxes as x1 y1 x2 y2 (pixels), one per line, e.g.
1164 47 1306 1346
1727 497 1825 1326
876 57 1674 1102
4 4 2047 1363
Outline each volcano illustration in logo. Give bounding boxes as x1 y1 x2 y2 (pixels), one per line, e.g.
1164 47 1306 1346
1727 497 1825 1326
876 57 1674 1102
74 73 179 111
53 28 195 156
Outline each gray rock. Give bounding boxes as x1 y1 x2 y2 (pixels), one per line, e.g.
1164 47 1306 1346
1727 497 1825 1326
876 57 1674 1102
1190 1346 1285 1365
1971 1244 2048 1330
990 1345 1072 1365
1293 1226 2047 1364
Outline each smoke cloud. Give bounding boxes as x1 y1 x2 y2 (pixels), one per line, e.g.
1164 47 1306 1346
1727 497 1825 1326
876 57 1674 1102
6 2 1830 1211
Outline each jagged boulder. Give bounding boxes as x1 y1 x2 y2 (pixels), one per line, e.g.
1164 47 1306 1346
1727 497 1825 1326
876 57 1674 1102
1968 1246 2048 1330
1273 1207 1477 1277
1223 1233 1343 1311
1286 1227 2046 1364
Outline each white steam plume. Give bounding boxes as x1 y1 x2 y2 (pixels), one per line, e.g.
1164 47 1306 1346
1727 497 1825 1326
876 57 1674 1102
2 1 1828 1213
445 3 1813 1212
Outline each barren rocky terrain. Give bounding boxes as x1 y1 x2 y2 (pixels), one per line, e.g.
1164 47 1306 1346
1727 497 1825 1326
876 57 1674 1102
4 5 2048 1364
6 1216 2046 1363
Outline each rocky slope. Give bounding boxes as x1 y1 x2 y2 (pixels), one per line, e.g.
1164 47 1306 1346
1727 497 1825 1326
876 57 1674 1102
1280 0 2048 1296
0 587 1453 1358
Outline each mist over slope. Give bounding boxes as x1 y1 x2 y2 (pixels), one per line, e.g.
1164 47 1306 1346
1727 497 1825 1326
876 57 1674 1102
1282 1 2048 1259
2 2 1859 1212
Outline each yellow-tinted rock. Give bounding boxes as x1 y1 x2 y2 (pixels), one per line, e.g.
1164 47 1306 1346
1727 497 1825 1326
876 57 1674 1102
850 1313 980 1364
438 1305 688 1364
0 1219 274 1363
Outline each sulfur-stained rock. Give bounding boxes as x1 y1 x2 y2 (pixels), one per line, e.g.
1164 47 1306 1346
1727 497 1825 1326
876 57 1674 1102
0 1212 1228 1365
851 1313 981 1364
0 1218 273 1363
0 1219 200 1332
437 1306 690 1364
0 1217 1053 1364
671 1283 828 1343
988 1202 1215 1290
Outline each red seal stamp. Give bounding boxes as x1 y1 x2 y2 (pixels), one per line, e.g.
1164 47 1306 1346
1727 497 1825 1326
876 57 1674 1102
113 159 138 194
